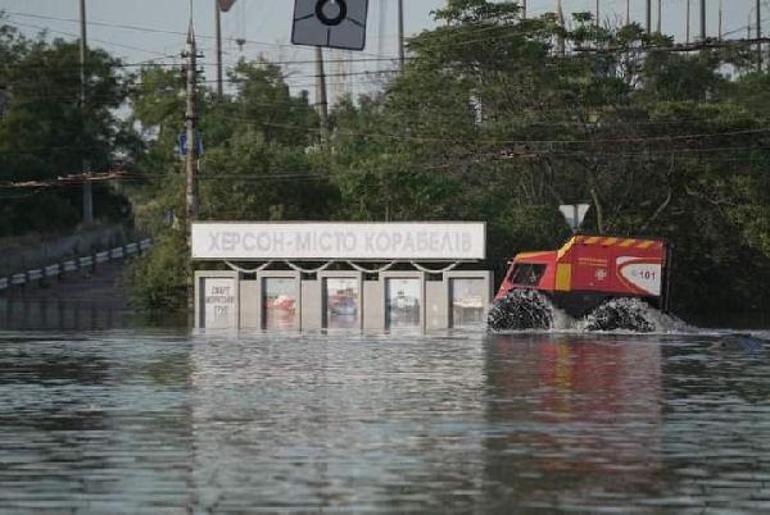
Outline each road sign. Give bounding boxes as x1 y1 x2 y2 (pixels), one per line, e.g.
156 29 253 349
218 0 237 12
292 0 369 51
178 130 204 157
559 204 590 232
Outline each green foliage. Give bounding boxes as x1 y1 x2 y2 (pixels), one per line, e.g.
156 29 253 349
322 1 770 316
0 17 134 236
125 228 188 313
5 3 770 318
124 60 337 312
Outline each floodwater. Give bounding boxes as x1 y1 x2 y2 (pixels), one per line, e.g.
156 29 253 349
1 305 770 511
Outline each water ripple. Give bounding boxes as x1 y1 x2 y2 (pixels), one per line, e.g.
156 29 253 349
0 330 767 511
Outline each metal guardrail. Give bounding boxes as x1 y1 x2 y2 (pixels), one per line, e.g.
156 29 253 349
0 238 152 292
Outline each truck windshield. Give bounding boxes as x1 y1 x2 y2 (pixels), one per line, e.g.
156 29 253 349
511 263 546 286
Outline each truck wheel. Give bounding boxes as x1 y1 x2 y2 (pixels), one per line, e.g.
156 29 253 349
582 297 656 333
487 289 554 331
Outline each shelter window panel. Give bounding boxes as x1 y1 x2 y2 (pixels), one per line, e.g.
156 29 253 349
385 278 421 329
200 277 237 329
262 277 299 330
323 277 360 330
450 278 486 328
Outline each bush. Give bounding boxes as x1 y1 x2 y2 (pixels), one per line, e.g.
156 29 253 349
125 228 188 313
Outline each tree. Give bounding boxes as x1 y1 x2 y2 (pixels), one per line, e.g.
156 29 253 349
0 18 134 235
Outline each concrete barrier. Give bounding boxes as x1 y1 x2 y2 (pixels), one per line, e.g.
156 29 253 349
0 238 152 293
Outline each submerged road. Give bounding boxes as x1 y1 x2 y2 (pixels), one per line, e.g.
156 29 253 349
0 330 769 512
0 261 135 331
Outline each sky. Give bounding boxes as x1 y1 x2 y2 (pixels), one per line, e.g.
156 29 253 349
0 1 765 102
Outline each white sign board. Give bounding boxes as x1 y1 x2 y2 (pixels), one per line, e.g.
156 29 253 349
201 277 237 329
192 222 486 261
559 204 591 232
292 0 369 50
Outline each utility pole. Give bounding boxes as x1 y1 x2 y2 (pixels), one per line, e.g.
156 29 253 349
657 0 662 33
757 0 762 71
646 0 652 34
79 0 93 225
557 0 566 56
748 12 752 40
184 21 199 228
183 15 200 314
522 0 527 19
315 46 329 142
686 0 691 44
625 0 630 26
718 0 723 40
215 0 223 98
398 0 405 72
595 0 599 27
700 0 706 41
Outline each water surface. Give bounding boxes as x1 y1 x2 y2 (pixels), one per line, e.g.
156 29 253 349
0 329 769 512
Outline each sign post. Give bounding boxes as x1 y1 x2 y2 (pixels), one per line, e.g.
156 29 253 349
291 0 369 50
559 204 591 233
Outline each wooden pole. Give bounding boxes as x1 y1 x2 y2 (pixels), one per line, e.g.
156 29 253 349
398 0 405 72
79 0 93 225
215 0 223 98
646 0 652 34
184 14 200 315
557 0 565 55
595 0 600 27
626 0 630 26
316 46 329 141
185 22 199 226
748 12 752 40
757 0 762 71
718 0 723 40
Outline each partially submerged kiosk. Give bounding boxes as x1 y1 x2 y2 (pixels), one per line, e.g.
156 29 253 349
192 222 491 331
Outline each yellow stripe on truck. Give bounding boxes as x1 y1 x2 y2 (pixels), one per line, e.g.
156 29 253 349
602 237 619 246
584 236 602 245
636 241 654 249
555 263 572 291
620 239 637 247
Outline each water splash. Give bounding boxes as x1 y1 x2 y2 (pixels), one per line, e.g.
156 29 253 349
489 292 693 334
576 297 690 333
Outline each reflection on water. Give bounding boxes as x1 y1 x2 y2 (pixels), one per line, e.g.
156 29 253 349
0 297 136 331
0 329 769 512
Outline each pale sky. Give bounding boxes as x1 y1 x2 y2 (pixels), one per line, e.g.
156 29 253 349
0 1 764 101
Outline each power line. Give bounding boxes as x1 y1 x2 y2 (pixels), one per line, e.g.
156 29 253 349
3 9 395 60
7 18 172 58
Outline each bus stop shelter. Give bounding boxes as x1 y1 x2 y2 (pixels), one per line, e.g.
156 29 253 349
192 222 491 332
